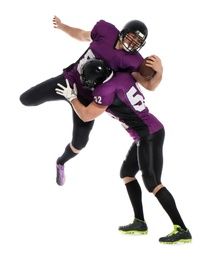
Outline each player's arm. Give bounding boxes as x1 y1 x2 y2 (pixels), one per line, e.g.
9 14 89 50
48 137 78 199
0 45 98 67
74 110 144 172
132 55 163 91
71 99 108 122
53 15 92 42
55 79 107 122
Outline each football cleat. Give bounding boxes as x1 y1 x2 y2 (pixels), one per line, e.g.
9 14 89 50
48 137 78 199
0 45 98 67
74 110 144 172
56 163 65 186
159 225 192 244
118 218 148 234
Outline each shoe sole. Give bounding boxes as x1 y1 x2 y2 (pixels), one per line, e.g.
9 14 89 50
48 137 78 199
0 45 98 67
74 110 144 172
119 230 148 235
159 239 192 244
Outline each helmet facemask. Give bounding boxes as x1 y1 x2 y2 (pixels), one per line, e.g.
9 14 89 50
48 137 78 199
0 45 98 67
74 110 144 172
119 20 148 53
120 31 146 53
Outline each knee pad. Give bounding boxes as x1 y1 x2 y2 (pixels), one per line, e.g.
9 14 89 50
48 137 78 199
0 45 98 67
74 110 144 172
19 93 29 106
142 173 158 193
120 160 138 178
120 161 128 178
19 92 38 106
72 138 88 151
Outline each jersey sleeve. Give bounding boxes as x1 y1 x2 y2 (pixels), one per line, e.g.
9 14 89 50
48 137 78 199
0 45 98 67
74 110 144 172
91 20 118 40
93 78 117 106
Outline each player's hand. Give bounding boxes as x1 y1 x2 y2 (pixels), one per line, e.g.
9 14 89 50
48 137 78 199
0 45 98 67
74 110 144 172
53 15 62 29
146 55 163 74
55 79 77 102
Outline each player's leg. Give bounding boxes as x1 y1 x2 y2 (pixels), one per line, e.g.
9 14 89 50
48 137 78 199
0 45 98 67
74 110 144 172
138 128 192 243
19 74 69 106
56 105 94 186
138 128 164 192
118 142 148 234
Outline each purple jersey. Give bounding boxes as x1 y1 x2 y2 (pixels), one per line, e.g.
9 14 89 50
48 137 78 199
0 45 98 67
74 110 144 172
63 20 144 102
93 72 163 141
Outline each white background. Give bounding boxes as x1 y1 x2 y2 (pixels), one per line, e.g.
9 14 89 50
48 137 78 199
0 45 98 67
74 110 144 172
1 0 214 259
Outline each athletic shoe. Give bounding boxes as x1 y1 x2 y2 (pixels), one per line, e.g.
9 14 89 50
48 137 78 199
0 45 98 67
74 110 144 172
159 225 192 244
56 163 65 186
118 218 148 234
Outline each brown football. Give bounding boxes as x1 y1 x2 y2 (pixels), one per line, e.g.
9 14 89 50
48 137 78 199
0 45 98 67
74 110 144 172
139 57 156 79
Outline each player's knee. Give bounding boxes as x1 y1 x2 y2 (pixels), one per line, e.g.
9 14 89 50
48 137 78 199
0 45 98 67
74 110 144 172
142 174 157 193
72 138 88 151
120 161 128 178
20 93 35 106
20 93 28 106
120 161 136 178
70 143 81 153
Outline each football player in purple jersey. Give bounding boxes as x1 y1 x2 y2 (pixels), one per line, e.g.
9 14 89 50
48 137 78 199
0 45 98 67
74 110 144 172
55 59 192 244
20 16 163 186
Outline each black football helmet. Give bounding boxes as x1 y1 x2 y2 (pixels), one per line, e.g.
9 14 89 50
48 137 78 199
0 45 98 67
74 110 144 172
119 20 148 53
80 59 113 91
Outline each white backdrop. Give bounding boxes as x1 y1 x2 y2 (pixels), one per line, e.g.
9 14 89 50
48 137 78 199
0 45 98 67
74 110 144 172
1 0 213 259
